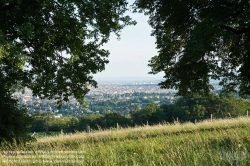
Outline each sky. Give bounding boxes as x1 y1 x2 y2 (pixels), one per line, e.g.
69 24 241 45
93 3 164 81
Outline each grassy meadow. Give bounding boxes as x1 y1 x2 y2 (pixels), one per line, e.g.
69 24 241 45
1 117 250 165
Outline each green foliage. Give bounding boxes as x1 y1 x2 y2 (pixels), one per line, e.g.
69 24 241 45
79 113 103 128
0 86 33 145
31 114 80 133
30 94 250 132
131 102 164 125
0 0 135 144
78 113 131 130
218 94 250 118
169 94 250 122
97 112 131 129
65 117 79 132
134 0 250 97
0 0 135 105
172 95 209 122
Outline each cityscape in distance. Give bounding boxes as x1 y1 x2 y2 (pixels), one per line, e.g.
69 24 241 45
14 77 222 117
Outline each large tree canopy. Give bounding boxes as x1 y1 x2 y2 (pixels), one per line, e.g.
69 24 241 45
0 0 135 105
134 0 250 97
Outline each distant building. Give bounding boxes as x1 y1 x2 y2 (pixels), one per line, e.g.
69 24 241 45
55 114 63 118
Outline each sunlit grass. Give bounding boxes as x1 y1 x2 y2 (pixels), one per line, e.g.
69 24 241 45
1 117 250 165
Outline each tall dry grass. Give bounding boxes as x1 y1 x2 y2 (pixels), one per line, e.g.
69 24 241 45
1 117 250 165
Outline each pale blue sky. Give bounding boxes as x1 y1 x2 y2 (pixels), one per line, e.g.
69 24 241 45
93 3 164 81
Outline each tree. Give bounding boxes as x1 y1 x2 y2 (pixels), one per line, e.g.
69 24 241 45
0 85 33 145
171 94 250 121
134 0 250 97
0 0 134 143
172 96 207 122
0 0 135 104
92 112 131 129
131 102 163 125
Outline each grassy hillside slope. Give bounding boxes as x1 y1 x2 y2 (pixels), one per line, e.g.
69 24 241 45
1 117 250 165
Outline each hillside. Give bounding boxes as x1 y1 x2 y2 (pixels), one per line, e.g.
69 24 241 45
1 117 250 165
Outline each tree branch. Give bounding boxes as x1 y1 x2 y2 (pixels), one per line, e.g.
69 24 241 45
221 25 250 34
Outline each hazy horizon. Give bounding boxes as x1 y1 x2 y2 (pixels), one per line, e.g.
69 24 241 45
93 1 165 80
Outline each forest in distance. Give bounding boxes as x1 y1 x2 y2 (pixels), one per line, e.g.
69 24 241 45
30 93 250 134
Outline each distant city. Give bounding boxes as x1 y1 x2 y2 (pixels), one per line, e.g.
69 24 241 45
14 78 222 117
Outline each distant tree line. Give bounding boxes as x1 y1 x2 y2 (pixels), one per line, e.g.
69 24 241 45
30 94 250 133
